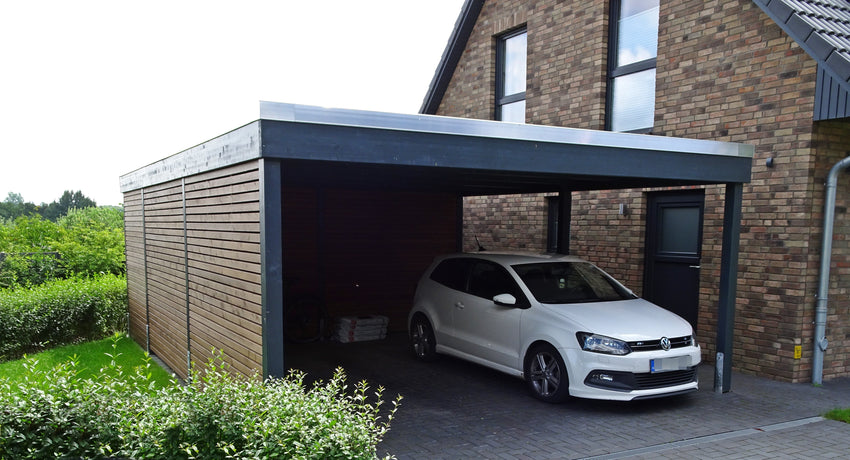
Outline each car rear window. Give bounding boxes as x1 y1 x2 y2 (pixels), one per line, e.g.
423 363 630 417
512 262 636 304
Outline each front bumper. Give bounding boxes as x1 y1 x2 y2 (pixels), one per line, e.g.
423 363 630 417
563 345 701 401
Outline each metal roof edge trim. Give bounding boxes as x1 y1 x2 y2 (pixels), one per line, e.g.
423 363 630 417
118 121 262 193
260 101 754 159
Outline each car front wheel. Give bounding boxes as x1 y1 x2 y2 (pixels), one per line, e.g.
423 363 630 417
410 314 437 361
524 343 570 403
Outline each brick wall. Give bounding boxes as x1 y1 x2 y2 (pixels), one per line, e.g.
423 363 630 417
570 189 647 290
437 0 850 382
437 0 608 127
653 0 819 382
812 120 850 378
462 194 551 253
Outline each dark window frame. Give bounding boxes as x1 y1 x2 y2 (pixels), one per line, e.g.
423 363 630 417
495 27 527 122
605 0 658 133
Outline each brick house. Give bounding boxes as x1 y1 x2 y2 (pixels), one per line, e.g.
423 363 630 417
422 0 850 383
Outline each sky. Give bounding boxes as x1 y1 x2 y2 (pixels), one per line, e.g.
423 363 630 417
0 0 466 207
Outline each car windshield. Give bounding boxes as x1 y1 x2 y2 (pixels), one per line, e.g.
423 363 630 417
512 262 637 304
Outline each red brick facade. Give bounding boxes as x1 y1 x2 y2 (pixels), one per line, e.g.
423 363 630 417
436 0 850 382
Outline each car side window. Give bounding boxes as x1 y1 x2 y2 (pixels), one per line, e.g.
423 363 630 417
429 258 472 292
468 261 523 302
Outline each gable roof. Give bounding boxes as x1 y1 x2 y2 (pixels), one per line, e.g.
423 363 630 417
420 0 483 115
422 0 850 120
754 0 850 82
753 0 850 120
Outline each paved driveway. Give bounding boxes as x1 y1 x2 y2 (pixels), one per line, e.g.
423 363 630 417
285 334 850 459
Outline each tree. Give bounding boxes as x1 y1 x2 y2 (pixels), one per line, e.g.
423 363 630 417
40 190 97 221
0 193 38 222
4 192 23 206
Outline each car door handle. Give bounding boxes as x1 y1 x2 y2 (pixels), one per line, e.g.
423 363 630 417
689 265 701 269
455 302 465 309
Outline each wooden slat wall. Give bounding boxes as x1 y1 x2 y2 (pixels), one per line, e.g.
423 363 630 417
123 161 263 380
123 189 146 345
143 179 189 378
185 162 262 377
283 187 458 332
125 161 456 379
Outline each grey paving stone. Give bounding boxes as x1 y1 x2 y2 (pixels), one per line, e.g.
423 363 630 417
285 334 850 459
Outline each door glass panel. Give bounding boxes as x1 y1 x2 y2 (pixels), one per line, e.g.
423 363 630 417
469 261 521 300
660 206 700 254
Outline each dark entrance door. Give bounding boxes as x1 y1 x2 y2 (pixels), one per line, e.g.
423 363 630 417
644 191 704 331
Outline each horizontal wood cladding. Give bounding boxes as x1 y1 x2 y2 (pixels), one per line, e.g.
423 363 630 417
186 162 262 375
123 189 146 345
123 161 263 380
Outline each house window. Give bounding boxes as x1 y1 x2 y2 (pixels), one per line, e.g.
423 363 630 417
496 29 527 123
607 0 659 133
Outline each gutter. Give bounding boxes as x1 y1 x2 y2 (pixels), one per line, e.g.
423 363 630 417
813 155 850 384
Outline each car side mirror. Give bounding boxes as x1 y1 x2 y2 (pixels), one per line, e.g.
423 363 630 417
493 293 517 306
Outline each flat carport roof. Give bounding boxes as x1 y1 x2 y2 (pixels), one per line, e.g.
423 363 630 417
120 101 753 392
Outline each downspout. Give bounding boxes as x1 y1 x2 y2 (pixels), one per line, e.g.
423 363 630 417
813 155 850 384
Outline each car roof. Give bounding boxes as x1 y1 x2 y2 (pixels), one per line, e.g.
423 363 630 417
437 252 588 266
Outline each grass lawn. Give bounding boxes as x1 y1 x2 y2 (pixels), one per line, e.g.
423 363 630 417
0 333 175 392
825 407 850 423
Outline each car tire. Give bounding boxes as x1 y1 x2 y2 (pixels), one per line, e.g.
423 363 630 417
524 343 570 403
410 314 438 362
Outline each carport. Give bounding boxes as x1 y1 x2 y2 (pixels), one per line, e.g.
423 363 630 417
120 101 752 392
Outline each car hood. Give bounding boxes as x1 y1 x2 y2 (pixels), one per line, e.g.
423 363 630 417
542 298 693 341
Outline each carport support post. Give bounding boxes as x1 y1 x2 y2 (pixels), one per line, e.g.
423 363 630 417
715 182 743 393
260 159 286 379
556 189 572 255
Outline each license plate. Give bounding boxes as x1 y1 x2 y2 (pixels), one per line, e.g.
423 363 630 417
650 356 690 373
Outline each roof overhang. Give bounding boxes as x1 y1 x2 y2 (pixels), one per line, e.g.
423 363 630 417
120 102 752 195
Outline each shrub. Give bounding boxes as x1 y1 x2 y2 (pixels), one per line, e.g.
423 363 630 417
53 206 125 277
0 274 127 361
0 215 65 288
0 349 401 459
0 207 125 288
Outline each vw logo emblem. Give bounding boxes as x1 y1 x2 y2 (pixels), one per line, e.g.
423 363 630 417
660 337 671 351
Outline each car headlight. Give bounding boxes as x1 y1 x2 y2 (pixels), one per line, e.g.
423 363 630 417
576 332 632 355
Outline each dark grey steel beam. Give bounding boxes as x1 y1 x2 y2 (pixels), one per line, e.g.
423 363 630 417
715 182 743 393
456 196 465 252
557 189 572 255
259 120 752 186
260 159 285 379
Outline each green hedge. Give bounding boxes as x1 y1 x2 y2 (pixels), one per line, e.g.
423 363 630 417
0 351 401 459
0 274 127 361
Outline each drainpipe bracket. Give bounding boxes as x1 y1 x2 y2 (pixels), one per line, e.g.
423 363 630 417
818 337 829 351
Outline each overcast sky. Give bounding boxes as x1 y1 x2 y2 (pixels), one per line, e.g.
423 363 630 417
0 0 465 207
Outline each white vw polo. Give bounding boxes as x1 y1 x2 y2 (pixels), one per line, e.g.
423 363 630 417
407 253 701 402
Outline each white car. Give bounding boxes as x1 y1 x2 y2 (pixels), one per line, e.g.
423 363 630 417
407 253 701 402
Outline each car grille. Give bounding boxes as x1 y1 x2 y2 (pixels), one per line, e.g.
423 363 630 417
584 367 699 392
634 368 698 390
627 335 693 352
